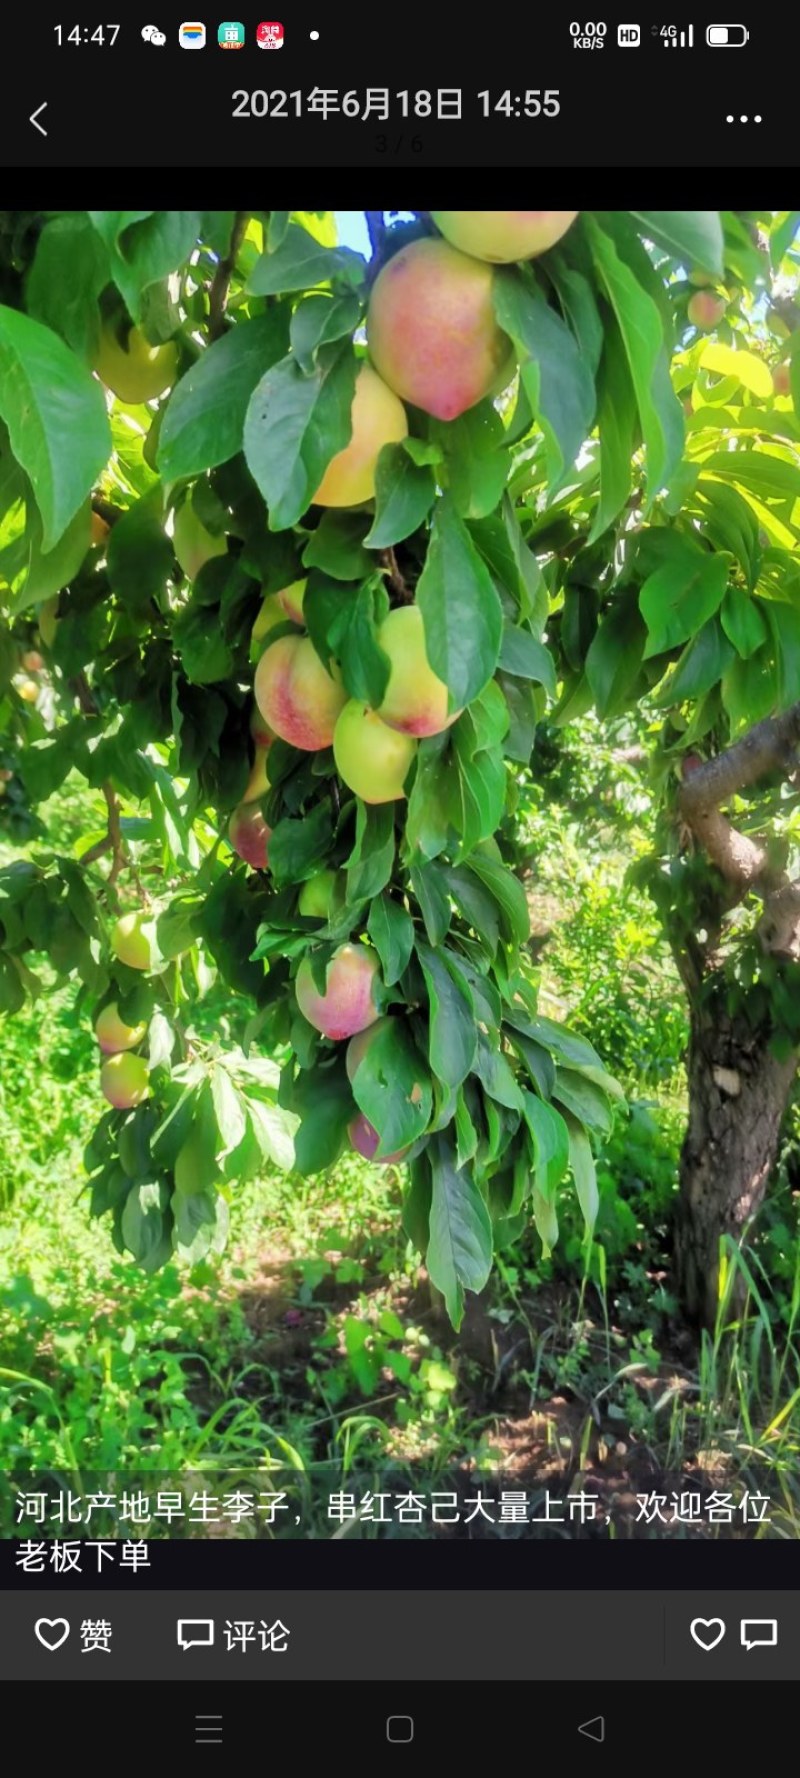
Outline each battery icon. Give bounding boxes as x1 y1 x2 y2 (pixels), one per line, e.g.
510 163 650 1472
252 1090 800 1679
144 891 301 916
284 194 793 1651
706 24 749 44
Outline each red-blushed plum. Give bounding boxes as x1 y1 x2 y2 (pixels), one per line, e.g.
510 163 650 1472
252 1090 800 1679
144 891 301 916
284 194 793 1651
333 701 417 803
312 363 408 506
276 578 307 623
432 210 578 263
94 1002 148 1055
348 1110 409 1165
228 802 271 869
255 634 347 750
295 943 380 1040
367 238 513 421
376 606 459 737
688 290 726 331
100 1052 150 1109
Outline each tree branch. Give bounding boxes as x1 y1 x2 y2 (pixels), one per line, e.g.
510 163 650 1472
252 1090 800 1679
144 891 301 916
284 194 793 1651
365 212 386 259
208 211 249 340
758 878 800 961
678 702 800 893
379 546 413 603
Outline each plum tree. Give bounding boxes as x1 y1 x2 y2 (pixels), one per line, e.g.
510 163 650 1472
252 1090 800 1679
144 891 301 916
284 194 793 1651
100 1052 150 1109
94 1002 148 1055
6 206 795 1334
376 606 459 737
228 802 271 870
312 363 408 505
432 210 578 262
94 321 178 404
255 634 347 750
295 944 380 1040
173 501 227 579
367 237 514 420
111 912 153 972
333 701 417 803
687 289 726 330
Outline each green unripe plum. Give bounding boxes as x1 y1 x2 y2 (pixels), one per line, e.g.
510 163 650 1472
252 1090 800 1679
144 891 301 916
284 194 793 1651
432 210 578 263
295 943 380 1040
376 606 459 737
111 911 153 972
348 1110 409 1166
251 593 286 649
94 322 178 404
333 701 417 803
276 578 307 624
312 363 408 507
367 237 513 421
298 869 339 919
228 801 271 870
95 1001 148 1056
688 290 726 331
173 502 227 580
255 634 347 751
244 743 272 802
101 1052 150 1109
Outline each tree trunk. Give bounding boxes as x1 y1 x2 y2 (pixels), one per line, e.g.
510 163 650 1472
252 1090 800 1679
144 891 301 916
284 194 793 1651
675 1003 797 1327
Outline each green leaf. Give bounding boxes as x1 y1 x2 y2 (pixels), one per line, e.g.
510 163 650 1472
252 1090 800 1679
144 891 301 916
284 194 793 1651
631 210 724 279
210 1065 248 1160
26 214 109 360
367 894 414 986
721 586 767 659
346 802 395 902
89 210 202 322
465 852 530 945
157 312 289 482
121 1180 171 1271
11 498 92 614
656 617 734 704
430 402 508 519
590 318 638 543
248 224 365 295
426 1136 493 1330
565 1113 600 1233
522 1091 570 1199
268 803 334 889
639 539 728 658
0 305 111 550
417 942 477 1090
303 510 375 580
700 343 773 399
107 490 172 613
498 624 557 693
473 1035 524 1111
292 1061 352 1173
247 1097 296 1172
351 1018 432 1157
243 342 358 532
553 1069 613 1139
404 733 453 861
764 602 800 710
410 863 452 947
416 495 503 708
173 1190 229 1266
585 591 646 718
290 292 363 374
586 216 684 505
493 271 596 490
364 443 436 548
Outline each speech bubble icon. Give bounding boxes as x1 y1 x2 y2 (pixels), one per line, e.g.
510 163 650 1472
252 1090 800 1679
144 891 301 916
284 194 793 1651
177 1618 215 1651
740 1618 778 1651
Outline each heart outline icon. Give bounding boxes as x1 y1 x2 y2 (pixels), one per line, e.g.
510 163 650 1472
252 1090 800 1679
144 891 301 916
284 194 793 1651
690 1617 726 1652
34 1617 70 1652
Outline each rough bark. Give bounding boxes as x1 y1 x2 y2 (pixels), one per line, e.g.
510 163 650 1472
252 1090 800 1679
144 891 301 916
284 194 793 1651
675 1002 797 1327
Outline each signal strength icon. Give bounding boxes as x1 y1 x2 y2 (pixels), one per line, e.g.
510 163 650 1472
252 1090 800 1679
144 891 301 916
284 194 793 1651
664 23 694 46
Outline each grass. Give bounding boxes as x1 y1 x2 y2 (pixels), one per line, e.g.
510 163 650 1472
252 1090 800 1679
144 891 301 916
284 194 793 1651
2 736 800 1537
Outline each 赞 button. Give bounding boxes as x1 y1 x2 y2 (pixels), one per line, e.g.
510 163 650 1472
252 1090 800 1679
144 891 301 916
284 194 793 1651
578 1716 605 1743
387 1716 414 1743
34 1617 70 1651
690 1617 726 1651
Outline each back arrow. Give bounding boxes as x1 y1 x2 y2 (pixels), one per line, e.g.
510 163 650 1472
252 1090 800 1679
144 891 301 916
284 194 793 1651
30 103 48 136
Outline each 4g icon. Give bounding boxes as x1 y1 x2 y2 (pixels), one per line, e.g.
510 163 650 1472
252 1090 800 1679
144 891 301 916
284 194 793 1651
257 22 284 48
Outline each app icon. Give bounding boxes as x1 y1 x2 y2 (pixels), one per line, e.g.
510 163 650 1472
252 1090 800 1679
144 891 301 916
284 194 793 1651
218 21 245 47
257 22 284 48
179 22 206 47
141 24 167 46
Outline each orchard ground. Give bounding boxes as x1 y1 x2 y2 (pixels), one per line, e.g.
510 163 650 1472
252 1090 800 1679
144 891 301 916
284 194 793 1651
3 732 799 1540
